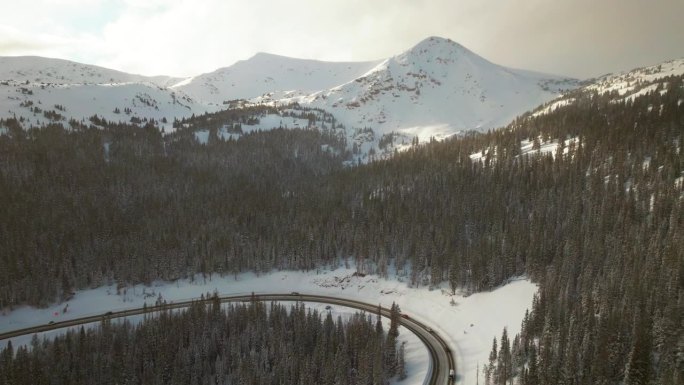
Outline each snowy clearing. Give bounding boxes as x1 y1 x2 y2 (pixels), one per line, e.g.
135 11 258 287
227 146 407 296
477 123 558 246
470 136 580 163
1 266 536 385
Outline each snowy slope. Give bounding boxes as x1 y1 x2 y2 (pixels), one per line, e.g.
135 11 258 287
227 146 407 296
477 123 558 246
471 59 684 167
585 58 684 97
1 38 578 143
0 56 181 87
0 56 216 130
259 37 578 141
7 42 680 147
173 52 382 105
531 58 684 117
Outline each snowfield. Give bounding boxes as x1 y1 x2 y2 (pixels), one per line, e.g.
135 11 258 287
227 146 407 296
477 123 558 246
0 266 536 385
585 58 684 97
0 36 579 158
258 36 578 140
173 52 381 105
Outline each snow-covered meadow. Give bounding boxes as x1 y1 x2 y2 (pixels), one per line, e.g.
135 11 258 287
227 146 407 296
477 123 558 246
1 266 536 385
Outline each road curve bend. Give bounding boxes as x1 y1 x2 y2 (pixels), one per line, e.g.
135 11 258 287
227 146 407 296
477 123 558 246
0 293 455 384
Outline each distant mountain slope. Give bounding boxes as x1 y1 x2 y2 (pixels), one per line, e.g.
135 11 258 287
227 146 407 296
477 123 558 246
468 58 684 165
173 53 382 105
15 39 684 154
0 40 577 138
531 58 684 117
585 58 684 96
0 56 215 129
0 56 181 87
258 37 578 140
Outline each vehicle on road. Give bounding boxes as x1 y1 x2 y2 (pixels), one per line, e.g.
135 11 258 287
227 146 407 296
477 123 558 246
291 292 300 295
48 321 55 325
449 369 455 380
325 305 332 310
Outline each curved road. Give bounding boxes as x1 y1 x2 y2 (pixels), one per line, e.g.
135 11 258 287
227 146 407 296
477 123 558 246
0 294 455 384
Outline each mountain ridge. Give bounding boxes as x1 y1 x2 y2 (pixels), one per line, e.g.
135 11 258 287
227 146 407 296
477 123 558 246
0 55 182 87
255 36 578 141
3 37 681 153
172 52 382 105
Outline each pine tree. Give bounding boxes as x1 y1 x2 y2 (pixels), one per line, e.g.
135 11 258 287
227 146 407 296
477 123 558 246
525 344 539 385
497 328 511 385
397 342 407 380
624 314 652 385
486 337 497 385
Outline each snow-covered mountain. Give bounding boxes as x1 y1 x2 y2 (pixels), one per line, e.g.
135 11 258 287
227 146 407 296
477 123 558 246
172 53 381 105
532 58 684 117
0 56 181 87
0 37 583 147
0 56 215 130
471 58 684 165
585 58 684 96
256 37 578 141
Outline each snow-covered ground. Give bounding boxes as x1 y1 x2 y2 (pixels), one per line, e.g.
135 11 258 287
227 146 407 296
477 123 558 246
530 58 684 120
0 265 536 385
586 58 684 97
531 98 575 117
470 136 580 163
0 56 213 132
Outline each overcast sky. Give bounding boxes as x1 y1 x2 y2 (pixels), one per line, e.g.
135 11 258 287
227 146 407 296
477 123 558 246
1 0 683 79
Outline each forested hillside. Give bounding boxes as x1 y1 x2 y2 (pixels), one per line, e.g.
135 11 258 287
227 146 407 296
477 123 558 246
0 298 406 385
0 72 682 383
472 75 683 385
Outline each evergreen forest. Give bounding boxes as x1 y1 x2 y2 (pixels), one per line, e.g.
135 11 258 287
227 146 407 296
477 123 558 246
0 73 682 384
0 298 407 385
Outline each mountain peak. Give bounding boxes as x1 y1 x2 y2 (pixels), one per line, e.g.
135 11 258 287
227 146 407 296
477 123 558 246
248 52 290 61
393 36 483 69
175 52 381 103
263 35 578 144
409 36 470 54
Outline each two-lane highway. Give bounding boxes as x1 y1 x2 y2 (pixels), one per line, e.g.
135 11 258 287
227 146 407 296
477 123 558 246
0 294 455 384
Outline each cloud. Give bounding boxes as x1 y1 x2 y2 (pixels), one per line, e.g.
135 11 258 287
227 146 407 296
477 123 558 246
468 0 684 77
0 26 65 56
1 0 682 78
0 39 49 55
